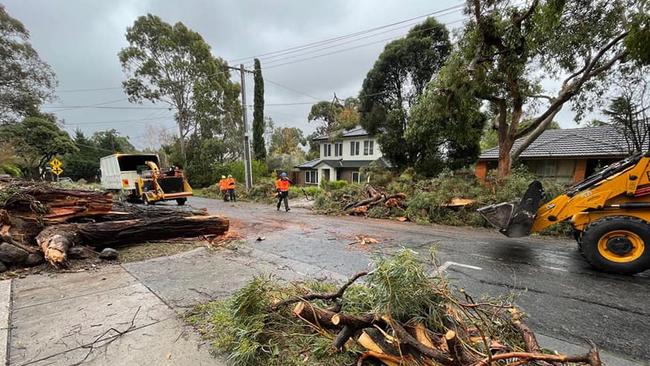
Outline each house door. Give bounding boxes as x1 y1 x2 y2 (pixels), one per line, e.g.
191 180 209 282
323 169 330 182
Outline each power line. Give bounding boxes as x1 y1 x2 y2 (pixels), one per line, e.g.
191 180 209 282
56 86 123 93
45 105 171 110
264 78 323 101
227 3 465 63
261 18 466 70
245 7 465 67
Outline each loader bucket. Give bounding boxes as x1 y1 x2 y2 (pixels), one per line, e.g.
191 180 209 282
477 180 545 238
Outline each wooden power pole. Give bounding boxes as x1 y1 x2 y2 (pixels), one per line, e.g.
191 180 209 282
239 64 253 190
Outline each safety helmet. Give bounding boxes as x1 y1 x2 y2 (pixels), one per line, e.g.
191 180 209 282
221 175 226 179
228 174 232 178
280 172 288 178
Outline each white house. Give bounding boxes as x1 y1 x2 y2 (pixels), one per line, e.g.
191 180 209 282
295 126 391 185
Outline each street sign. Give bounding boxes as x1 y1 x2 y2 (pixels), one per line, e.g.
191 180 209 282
49 158 62 169
51 166 63 176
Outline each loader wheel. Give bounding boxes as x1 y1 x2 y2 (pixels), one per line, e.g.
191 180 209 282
176 198 187 206
581 216 650 274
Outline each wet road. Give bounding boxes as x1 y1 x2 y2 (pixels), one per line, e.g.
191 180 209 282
190 197 650 363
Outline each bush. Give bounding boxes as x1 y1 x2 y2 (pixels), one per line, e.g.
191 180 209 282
0 163 21 177
320 179 348 191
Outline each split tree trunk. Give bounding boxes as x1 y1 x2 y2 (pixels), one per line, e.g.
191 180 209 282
36 215 229 266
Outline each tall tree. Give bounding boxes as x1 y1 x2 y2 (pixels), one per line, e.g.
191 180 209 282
308 97 359 135
359 18 451 169
119 14 240 165
447 0 650 178
268 127 306 156
0 5 56 124
252 58 266 160
602 72 649 152
92 129 136 153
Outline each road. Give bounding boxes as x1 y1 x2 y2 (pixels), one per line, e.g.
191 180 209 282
190 196 650 363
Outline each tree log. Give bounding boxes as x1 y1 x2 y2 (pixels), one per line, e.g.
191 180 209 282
36 215 229 266
382 315 454 366
100 202 208 221
332 325 355 351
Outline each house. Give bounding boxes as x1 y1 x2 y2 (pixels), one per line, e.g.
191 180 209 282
294 126 391 185
476 125 633 183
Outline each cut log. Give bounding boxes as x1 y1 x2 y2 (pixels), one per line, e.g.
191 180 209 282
292 301 337 329
99 202 208 221
36 215 229 266
357 328 401 357
382 315 454 366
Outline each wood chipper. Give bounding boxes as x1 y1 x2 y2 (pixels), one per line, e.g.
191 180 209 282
478 152 650 274
100 153 192 205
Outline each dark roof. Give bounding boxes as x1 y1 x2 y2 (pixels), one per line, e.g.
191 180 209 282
295 157 392 169
312 126 370 141
478 125 631 160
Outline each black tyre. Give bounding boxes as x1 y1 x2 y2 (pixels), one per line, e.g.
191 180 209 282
580 216 650 275
176 198 187 206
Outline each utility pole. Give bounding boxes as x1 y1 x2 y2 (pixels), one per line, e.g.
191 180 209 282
239 64 253 190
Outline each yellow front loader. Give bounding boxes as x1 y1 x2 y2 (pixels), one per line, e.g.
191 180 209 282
479 152 650 274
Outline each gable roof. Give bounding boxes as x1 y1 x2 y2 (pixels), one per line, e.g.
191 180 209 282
312 126 370 141
479 125 631 160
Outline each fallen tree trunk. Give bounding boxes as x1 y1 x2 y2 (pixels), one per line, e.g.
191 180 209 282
36 215 229 266
99 202 208 221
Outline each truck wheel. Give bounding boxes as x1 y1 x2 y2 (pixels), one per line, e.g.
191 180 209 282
580 216 650 275
176 198 187 206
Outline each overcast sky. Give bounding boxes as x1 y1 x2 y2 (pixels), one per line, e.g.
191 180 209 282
4 0 582 149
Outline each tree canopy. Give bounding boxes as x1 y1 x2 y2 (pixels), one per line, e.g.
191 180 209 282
443 0 650 178
359 17 452 169
308 97 359 136
119 14 241 165
0 5 56 124
0 115 76 178
252 58 266 160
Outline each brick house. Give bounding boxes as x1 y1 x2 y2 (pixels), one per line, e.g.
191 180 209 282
476 126 632 183
294 126 391 185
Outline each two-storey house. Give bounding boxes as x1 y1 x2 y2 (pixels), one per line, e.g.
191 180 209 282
294 126 391 185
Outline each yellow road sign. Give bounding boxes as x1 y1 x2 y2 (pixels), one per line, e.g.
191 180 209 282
49 158 62 169
51 166 63 176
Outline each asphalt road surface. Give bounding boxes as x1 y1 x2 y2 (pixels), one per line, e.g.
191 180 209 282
190 197 650 363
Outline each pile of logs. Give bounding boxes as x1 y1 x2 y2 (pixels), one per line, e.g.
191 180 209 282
274 272 603 366
343 185 406 215
0 178 229 268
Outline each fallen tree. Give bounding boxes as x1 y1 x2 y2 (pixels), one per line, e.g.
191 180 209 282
0 179 229 268
187 250 603 366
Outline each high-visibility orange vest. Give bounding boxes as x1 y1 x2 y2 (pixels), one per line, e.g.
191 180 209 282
276 178 290 192
226 177 236 189
219 179 228 190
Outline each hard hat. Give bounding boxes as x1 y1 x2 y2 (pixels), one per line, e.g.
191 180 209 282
280 172 288 178
221 175 226 179
228 174 232 178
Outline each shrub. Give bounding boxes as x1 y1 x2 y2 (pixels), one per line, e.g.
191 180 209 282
320 179 348 191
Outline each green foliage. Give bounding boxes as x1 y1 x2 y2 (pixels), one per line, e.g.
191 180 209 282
63 129 136 182
187 277 360 366
0 163 21 177
360 163 394 187
119 14 241 165
359 17 451 169
308 97 359 135
320 179 347 191
268 127 306 155
0 5 56 124
0 115 76 179
252 58 266 160
367 249 441 321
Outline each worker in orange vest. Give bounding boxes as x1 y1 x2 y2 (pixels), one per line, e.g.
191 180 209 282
226 174 236 202
218 175 229 202
275 172 292 212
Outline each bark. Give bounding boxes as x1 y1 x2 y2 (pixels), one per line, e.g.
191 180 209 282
292 302 377 330
273 271 368 309
382 315 454 365
36 215 229 266
332 325 355 351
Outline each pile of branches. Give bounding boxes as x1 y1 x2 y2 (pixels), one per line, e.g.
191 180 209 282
192 250 602 366
343 185 407 216
0 178 229 268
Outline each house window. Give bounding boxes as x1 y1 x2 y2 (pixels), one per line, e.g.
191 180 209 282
305 170 319 184
352 171 360 183
363 140 374 155
334 143 343 157
350 141 360 156
323 144 332 157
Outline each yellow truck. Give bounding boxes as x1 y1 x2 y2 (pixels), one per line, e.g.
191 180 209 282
100 153 192 205
479 152 650 274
